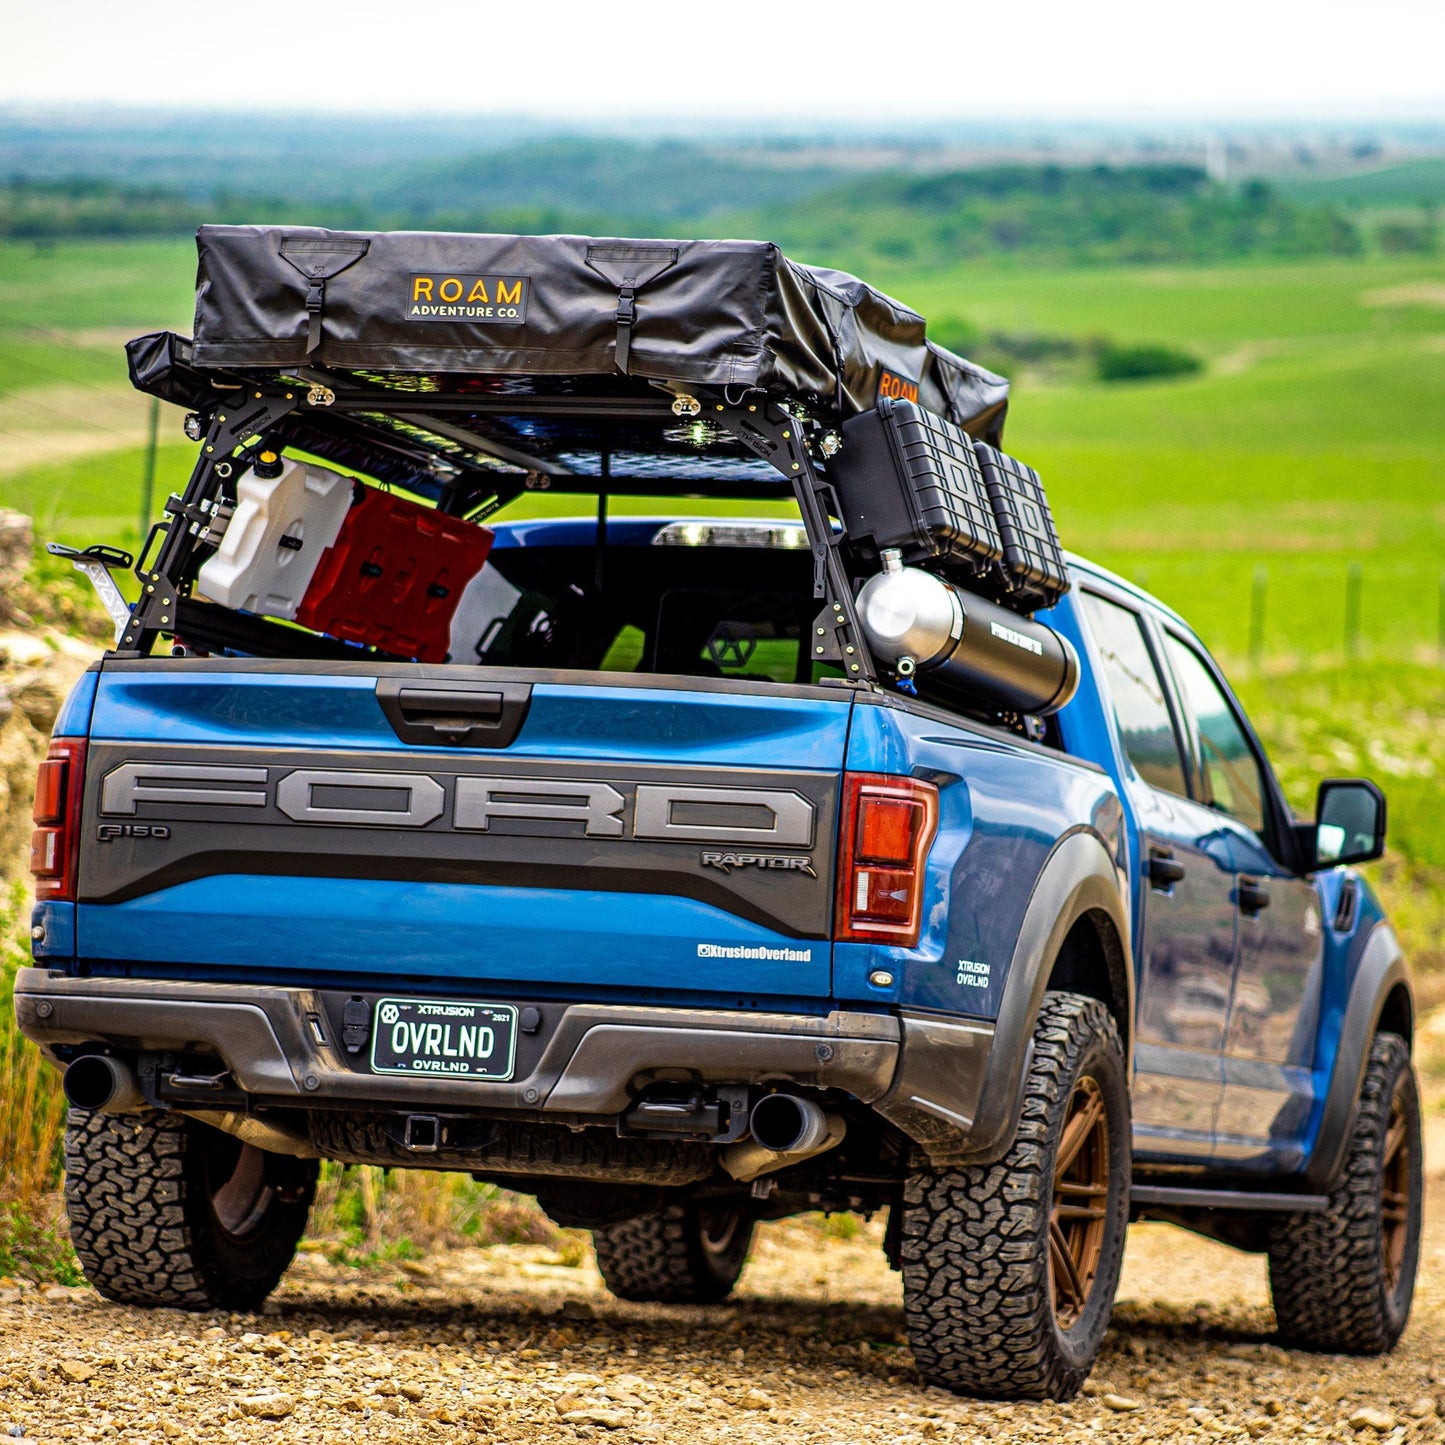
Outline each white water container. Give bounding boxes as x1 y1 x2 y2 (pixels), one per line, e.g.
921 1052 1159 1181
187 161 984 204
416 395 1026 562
197 458 354 620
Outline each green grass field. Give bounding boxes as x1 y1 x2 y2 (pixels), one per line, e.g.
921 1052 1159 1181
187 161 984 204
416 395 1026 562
4 241 1442 662
882 257 1445 662
0 238 194 338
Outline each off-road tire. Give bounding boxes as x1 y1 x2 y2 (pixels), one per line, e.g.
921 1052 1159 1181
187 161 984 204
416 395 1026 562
900 991 1131 1401
64 1109 318 1311
593 1202 754 1303
1268 1032 1422 1353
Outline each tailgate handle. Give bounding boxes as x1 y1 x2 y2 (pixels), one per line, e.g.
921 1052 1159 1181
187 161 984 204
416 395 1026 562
377 678 531 749
399 688 504 724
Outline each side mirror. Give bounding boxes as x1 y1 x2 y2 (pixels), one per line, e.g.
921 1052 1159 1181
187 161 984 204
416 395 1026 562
1313 778 1387 868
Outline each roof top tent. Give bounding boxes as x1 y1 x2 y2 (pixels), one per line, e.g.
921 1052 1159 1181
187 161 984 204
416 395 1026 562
118 227 1011 677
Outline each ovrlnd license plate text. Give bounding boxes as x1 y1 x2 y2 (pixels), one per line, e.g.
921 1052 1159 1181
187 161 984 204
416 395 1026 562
370 998 517 1080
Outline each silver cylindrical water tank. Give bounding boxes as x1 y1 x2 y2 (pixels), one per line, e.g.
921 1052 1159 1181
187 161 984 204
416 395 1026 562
857 551 1079 716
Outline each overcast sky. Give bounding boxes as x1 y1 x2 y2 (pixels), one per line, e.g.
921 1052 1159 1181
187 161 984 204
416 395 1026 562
1 0 1442 121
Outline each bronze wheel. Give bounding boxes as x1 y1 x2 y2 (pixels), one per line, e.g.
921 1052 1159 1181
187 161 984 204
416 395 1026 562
1049 1074 1110 1330
1268 1032 1422 1354
1381 1082 1413 1293
901 992 1130 1400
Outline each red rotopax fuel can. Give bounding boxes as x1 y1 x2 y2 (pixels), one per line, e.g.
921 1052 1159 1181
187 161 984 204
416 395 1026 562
294 485 494 662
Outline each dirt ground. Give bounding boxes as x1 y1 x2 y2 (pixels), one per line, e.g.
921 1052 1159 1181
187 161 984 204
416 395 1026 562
2 1115 1443 1445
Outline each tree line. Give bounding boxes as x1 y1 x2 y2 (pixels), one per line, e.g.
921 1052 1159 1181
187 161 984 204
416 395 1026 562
0 158 1389 267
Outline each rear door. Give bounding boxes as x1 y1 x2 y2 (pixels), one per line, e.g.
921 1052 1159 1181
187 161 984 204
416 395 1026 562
1078 591 1234 1159
77 660 851 1001
1158 632 1323 1168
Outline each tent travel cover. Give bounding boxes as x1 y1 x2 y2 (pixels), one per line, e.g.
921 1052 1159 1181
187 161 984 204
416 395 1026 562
188 226 1008 437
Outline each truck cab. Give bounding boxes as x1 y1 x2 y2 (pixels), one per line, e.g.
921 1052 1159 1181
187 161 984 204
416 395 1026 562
1056 563 1406 1185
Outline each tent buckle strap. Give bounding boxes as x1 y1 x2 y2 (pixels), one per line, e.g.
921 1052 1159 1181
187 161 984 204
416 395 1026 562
614 288 638 373
304 281 326 353
584 243 679 376
279 235 370 356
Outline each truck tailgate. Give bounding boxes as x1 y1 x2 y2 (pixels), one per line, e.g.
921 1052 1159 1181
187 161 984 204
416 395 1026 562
76 662 850 999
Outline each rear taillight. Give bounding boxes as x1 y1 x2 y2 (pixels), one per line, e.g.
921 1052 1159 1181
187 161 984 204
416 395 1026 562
30 739 86 901
835 772 939 946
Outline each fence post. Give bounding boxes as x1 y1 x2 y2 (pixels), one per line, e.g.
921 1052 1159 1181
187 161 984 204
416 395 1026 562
1344 561 1363 660
1438 572 1445 664
1248 565 1267 667
138 396 159 547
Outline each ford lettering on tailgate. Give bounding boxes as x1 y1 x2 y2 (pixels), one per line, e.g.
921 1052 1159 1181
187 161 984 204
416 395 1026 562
79 744 838 940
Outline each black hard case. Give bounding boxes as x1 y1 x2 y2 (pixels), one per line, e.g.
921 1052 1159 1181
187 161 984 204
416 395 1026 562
973 442 1069 611
832 397 1003 577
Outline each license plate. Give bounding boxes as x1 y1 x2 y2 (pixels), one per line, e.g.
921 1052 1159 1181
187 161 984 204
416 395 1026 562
370 997 517 1080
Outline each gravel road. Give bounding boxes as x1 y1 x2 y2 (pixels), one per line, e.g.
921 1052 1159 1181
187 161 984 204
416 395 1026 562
3 1175 1443 1445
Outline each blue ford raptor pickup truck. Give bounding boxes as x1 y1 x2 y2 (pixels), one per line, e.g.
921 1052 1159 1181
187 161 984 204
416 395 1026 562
15 226 1421 1402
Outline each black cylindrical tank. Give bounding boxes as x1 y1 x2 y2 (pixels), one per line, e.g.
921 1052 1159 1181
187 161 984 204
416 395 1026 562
856 550 1079 716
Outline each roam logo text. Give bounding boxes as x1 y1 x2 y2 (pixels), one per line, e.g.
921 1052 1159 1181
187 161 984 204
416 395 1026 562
407 273 529 324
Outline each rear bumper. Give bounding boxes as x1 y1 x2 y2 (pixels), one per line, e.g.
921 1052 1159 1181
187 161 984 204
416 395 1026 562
13 968 995 1163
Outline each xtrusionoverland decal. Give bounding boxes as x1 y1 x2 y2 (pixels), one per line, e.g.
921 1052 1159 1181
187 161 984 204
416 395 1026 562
696 943 814 962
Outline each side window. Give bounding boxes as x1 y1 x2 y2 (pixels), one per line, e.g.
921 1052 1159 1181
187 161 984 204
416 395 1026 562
1163 635 1267 836
1080 593 1189 798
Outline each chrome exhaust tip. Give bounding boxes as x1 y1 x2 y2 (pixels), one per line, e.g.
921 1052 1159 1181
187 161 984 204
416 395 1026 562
63 1055 145 1114
722 1092 846 1183
748 1092 832 1155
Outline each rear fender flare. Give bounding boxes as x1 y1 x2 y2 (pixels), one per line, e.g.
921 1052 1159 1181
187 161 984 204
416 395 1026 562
952 827 1133 1166
1301 923 1413 1192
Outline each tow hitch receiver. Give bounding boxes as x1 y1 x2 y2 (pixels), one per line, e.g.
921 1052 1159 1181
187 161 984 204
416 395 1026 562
402 1114 441 1152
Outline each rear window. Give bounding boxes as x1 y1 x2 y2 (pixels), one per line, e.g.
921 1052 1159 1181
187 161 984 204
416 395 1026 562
1080 592 1189 797
447 543 825 684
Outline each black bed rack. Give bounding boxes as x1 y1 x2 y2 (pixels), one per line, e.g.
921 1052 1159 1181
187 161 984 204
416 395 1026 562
120 343 875 683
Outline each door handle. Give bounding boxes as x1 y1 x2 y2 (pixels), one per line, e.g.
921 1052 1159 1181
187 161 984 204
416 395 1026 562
1237 877 1271 915
1147 848 1186 889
